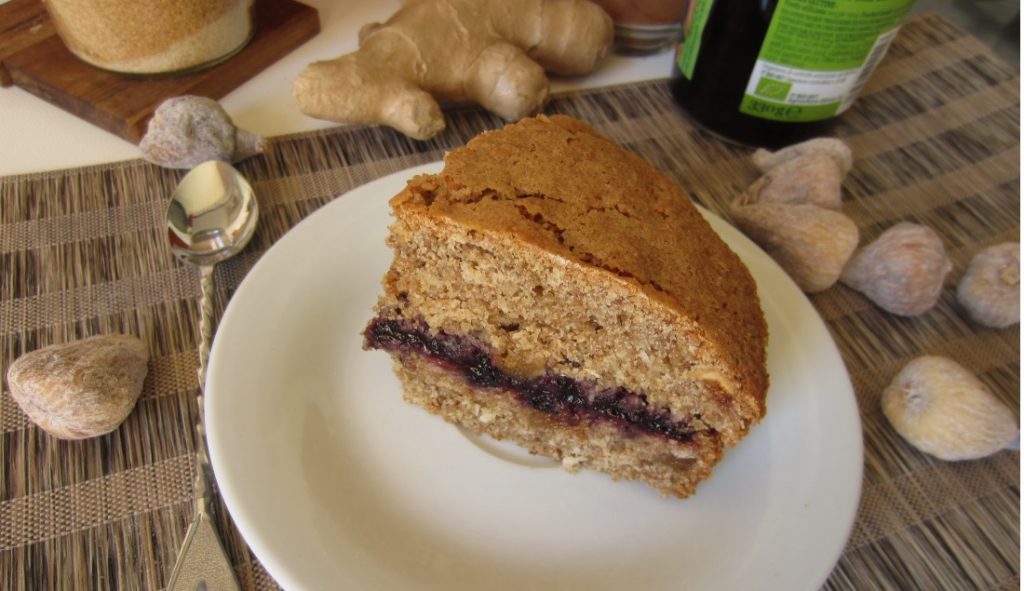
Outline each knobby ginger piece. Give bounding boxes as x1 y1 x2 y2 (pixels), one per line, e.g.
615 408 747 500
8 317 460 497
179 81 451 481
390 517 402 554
292 0 613 140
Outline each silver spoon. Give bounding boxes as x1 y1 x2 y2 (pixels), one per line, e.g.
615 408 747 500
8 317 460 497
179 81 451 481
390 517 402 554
166 160 258 591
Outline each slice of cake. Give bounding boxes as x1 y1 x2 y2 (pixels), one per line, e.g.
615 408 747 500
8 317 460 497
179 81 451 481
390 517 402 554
364 115 769 498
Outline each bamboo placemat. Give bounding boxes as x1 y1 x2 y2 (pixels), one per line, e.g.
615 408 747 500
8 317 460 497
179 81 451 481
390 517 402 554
1 12 1018 590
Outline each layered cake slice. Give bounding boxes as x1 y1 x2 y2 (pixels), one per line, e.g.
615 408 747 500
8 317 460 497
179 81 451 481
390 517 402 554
364 115 769 498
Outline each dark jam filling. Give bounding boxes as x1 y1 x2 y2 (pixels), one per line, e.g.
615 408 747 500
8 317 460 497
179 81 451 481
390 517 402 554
364 318 697 443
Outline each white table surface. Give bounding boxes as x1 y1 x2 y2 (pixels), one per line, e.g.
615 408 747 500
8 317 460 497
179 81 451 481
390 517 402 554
0 0 675 177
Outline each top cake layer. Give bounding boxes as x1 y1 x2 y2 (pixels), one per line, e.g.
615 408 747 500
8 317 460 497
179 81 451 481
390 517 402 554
390 115 769 426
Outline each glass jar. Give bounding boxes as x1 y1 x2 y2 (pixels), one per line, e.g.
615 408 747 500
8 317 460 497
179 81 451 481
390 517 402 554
42 0 254 76
592 0 689 54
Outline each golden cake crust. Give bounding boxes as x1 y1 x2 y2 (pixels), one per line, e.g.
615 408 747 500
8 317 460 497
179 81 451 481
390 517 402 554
390 115 768 420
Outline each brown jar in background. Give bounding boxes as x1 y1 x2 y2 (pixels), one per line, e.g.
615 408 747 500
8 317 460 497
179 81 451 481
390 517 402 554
590 0 688 54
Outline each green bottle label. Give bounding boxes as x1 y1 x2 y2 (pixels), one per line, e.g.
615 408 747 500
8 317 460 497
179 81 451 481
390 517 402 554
677 0 917 123
740 0 916 122
677 0 717 79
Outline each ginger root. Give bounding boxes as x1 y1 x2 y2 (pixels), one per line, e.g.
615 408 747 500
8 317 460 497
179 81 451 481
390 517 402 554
293 0 613 140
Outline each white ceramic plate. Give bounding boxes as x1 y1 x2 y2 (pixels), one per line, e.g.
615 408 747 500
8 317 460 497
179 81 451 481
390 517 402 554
207 163 863 591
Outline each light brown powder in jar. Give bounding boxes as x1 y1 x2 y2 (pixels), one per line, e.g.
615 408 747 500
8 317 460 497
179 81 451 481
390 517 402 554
42 0 253 74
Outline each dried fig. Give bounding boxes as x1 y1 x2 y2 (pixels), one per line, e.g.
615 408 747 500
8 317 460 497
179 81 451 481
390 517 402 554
731 202 859 292
840 223 952 316
734 152 844 210
752 137 853 176
957 242 1020 328
139 96 266 169
882 355 1018 461
6 334 150 439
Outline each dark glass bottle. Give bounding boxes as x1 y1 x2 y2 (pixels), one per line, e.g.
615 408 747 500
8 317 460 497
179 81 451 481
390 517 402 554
672 0 831 148
671 0 916 148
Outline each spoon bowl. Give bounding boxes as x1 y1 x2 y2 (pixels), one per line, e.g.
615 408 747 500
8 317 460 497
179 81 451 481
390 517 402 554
167 160 258 266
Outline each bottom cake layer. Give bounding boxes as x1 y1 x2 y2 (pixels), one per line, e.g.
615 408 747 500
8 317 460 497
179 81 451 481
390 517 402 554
391 352 725 498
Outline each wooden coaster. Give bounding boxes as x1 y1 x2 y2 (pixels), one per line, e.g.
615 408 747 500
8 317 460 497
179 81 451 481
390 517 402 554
0 0 54 86
1 0 320 143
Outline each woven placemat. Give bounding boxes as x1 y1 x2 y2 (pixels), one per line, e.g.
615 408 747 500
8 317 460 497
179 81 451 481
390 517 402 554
1 12 1019 590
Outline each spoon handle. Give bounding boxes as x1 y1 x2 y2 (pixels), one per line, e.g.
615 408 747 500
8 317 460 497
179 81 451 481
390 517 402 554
194 264 215 507
198 265 214 391
168 264 240 591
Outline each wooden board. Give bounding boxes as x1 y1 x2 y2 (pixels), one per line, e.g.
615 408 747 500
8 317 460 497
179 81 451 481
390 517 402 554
0 0 54 86
1 0 320 143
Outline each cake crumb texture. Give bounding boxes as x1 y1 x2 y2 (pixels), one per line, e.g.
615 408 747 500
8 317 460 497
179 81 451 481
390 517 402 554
395 354 720 498
369 115 769 497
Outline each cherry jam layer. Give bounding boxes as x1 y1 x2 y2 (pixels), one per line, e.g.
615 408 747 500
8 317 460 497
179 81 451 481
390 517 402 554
364 317 698 443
